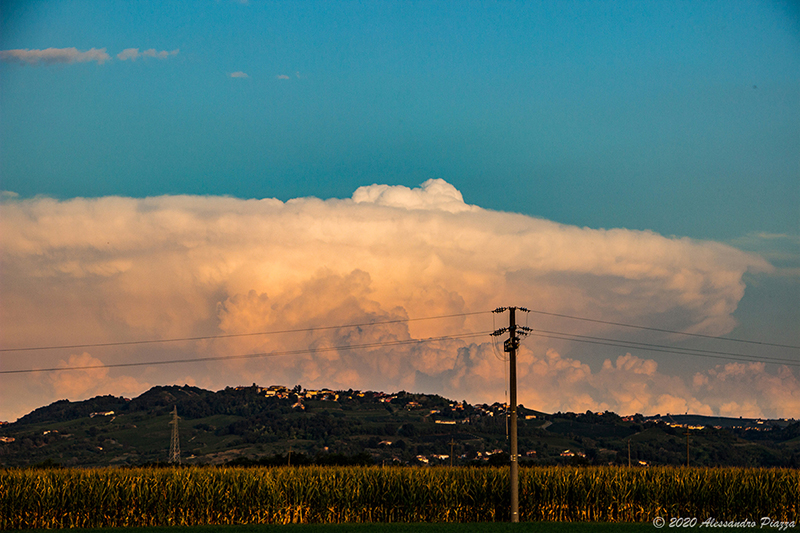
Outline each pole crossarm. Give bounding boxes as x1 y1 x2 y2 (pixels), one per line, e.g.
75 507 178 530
493 305 534 522
494 306 530 314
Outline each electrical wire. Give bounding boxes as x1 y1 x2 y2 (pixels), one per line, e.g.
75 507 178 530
522 331 800 367
491 311 508 362
3 307 797 374
525 308 800 350
0 331 493 375
526 328 798 364
4 306 795 356
0 310 493 353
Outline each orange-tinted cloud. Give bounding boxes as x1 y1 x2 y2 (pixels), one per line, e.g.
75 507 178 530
2 179 790 420
47 353 150 402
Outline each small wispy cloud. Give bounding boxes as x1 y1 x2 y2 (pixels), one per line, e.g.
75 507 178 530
276 74 290 79
229 71 249 78
116 48 179 61
0 47 180 65
116 48 139 61
0 47 111 65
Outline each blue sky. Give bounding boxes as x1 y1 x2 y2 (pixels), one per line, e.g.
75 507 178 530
2 0 798 238
0 1 798 420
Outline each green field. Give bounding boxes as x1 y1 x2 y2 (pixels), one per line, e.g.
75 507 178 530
21 523 669 533
3 466 798 530
18 521 785 533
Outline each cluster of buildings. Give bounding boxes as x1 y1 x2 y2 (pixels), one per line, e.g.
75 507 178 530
656 416 784 433
246 386 547 431
415 449 505 464
559 449 586 459
415 448 542 464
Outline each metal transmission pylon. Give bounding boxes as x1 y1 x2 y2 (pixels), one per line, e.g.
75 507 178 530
491 306 531 523
168 405 181 465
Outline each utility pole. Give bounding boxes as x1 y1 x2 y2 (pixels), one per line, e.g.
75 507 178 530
492 306 530 523
168 406 181 465
449 438 456 467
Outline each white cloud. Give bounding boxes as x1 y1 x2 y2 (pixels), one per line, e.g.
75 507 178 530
1 179 790 420
0 47 179 66
353 179 477 213
116 48 179 61
144 48 178 59
229 71 249 78
116 48 139 61
276 74 290 79
0 47 111 65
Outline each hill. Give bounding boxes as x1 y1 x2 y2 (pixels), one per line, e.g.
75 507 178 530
1 384 798 468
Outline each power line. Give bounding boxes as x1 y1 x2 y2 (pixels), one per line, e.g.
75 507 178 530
0 331 492 375
3 307 795 356
2 307 796 373
3 323 796 375
0 310 492 353
523 331 800 367
525 308 800 350
527 328 799 364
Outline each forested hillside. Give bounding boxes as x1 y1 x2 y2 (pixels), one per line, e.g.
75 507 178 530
1 384 798 468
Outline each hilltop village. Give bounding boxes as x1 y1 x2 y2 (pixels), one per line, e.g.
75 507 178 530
1 384 798 468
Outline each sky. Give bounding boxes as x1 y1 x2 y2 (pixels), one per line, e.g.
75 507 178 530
1 0 798 422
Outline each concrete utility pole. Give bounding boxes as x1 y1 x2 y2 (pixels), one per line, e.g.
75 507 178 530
492 307 530 523
507 307 519 523
168 406 181 465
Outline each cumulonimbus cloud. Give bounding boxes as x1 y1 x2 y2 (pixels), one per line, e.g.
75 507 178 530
0 47 111 65
1 179 793 420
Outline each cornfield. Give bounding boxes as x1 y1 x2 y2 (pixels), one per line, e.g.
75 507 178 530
1 466 798 529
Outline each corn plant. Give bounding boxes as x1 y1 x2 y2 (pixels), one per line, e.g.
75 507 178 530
1 466 797 529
